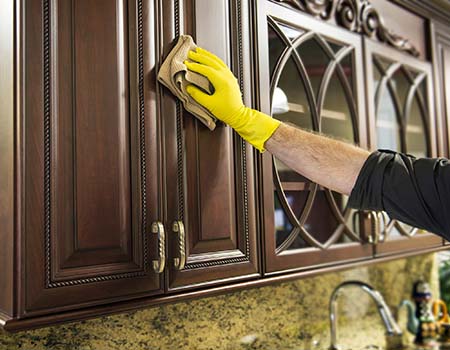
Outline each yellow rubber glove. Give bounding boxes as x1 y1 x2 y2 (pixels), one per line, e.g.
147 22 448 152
185 47 280 152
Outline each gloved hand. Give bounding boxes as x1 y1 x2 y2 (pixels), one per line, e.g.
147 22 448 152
185 47 281 152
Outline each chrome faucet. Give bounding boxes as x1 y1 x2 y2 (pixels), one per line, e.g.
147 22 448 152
329 281 403 350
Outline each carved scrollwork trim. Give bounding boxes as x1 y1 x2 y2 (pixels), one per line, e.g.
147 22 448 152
272 0 419 56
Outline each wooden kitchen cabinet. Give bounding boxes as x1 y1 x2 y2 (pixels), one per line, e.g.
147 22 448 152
0 0 258 330
21 0 163 316
363 39 443 256
256 0 446 274
256 1 373 274
161 0 259 291
1 0 449 331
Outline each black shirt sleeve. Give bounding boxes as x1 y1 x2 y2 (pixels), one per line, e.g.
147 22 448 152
348 150 450 240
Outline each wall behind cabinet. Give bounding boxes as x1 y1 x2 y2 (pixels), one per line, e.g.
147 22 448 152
0 254 438 349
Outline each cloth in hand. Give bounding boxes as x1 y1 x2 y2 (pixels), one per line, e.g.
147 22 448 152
157 35 216 130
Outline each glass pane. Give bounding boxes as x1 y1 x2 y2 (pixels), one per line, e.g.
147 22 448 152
406 94 427 158
373 65 382 94
274 193 294 246
284 189 309 218
287 234 308 249
268 24 287 79
271 57 313 129
272 56 313 183
374 55 392 73
274 189 309 250
332 191 357 244
328 40 343 54
376 86 401 152
406 67 420 81
272 58 312 124
340 54 354 96
391 68 410 116
278 22 303 41
296 38 331 99
419 79 429 119
301 190 339 246
321 70 355 143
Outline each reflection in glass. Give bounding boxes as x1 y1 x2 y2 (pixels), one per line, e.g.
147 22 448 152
373 65 382 93
272 57 312 129
341 54 354 96
375 55 393 73
328 40 343 53
296 38 330 99
392 68 410 116
321 70 354 143
274 193 294 246
268 24 286 78
272 56 313 185
304 191 339 244
272 87 289 114
278 22 303 41
406 95 427 158
376 86 401 151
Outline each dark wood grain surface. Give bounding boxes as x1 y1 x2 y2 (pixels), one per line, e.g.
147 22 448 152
0 0 15 319
23 0 162 316
0 0 447 331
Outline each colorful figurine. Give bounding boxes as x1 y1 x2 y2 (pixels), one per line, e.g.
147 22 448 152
432 299 450 348
399 281 439 347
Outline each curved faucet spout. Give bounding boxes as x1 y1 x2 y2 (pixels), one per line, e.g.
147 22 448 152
329 281 403 350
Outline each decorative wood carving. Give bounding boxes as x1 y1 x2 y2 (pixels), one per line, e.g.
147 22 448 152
273 0 419 56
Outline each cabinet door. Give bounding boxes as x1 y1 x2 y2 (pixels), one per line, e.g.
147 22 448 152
24 0 163 316
364 39 443 256
163 0 259 291
257 1 373 274
431 21 450 246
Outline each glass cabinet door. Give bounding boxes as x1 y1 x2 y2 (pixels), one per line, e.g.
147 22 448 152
364 39 442 256
257 1 373 274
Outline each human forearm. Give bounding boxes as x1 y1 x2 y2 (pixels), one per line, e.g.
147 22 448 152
265 123 370 195
184 47 369 195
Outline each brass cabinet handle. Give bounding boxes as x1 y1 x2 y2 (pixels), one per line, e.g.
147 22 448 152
378 212 388 243
152 222 166 273
368 211 380 245
352 210 375 244
172 221 186 270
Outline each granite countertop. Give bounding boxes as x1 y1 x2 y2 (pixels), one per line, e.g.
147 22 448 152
0 254 439 350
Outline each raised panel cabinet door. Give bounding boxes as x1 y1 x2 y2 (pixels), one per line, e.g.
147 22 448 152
364 38 443 256
162 0 259 291
257 1 373 274
24 0 163 316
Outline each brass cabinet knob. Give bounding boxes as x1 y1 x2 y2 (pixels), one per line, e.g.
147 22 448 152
172 221 186 270
151 222 166 273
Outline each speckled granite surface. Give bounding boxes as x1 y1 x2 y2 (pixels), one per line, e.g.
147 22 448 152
0 253 440 350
